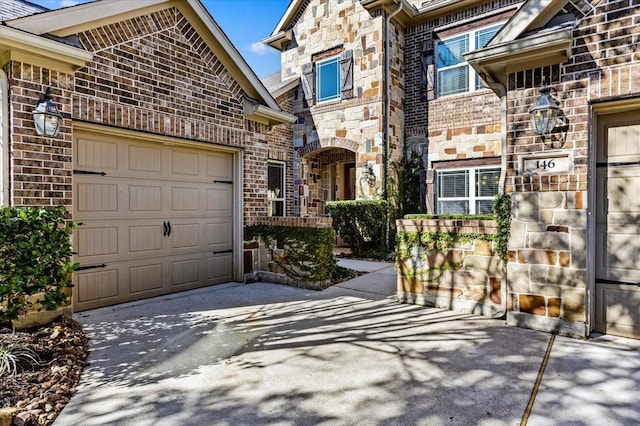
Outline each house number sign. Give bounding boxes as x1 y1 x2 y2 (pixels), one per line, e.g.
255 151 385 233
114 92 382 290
520 153 572 175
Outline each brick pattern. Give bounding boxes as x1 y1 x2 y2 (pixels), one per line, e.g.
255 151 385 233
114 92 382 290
6 6 280 221
504 1 640 328
6 62 75 206
268 89 296 216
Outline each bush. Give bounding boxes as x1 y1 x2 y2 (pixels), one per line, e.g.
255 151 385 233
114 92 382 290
0 207 77 325
326 200 388 259
246 225 336 282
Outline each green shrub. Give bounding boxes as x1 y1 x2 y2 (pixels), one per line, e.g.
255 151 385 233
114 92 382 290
246 225 336 282
326 200 388 259
0 207 77 325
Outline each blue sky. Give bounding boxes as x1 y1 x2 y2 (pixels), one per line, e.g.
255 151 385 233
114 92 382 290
25 0 290 78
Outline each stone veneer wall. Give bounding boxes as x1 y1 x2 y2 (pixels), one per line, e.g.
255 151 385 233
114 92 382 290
504 2 640 338
396 218 502 316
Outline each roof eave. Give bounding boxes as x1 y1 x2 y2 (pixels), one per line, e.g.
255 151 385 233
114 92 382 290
263 30 293 51
465 27 573 92
244 100 296 127
0 26 92 72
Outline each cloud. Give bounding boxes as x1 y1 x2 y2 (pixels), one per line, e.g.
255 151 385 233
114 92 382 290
249 41 270 55
60 0 81 6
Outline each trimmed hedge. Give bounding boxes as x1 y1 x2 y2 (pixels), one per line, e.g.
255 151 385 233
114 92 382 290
326 200 388 259
0 207 77 325
246 224 336 282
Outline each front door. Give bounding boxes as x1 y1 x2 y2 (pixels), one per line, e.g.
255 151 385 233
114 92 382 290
594 111 640 338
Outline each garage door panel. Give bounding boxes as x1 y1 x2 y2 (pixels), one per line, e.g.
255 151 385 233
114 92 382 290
129 224 164 253
171 259 201 286
76 226 118 257
206 221 232 247
207 254 233 282
171 187 199 211
172 150 201 176
206 187 232 213
170 222 201 249
129 263 164 294
207 152 233 180
76 182 118 212
76 138 118 170
75 269 119 306
129 144 163 174
73 132 235 311
129 185 163 212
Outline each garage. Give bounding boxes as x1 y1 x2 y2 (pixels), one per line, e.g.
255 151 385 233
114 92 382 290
72 130 237 311
594 110 640 338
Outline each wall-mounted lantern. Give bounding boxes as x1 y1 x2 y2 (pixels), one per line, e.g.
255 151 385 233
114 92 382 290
32 88 62 137
529 77 559 137
363 163 376 188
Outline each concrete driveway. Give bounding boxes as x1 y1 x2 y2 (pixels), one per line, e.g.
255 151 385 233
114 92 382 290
54 261 640 425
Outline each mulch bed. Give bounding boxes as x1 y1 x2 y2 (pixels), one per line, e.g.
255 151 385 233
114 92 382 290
0 316 89 426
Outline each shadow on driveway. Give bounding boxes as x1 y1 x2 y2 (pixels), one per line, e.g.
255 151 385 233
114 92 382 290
54 279 639 426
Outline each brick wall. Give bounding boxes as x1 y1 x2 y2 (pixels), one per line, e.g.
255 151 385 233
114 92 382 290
504 1 640 337
6 6 276 219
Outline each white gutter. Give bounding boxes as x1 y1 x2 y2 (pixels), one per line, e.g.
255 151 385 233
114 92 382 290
0 69 7 206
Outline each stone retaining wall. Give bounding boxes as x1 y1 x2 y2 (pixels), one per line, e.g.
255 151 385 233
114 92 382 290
396 218 503 316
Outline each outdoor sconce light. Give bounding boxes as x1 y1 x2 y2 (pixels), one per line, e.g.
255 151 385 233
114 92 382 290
32 88 62 137
529 77 559 137
363 163 376 188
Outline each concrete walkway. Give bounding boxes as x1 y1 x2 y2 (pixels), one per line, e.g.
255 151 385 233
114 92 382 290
54 260 640 425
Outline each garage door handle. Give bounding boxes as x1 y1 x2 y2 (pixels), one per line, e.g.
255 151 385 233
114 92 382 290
213 180 233 184
76 263 107 271
213 249 233 254
167 221 171 237
163 221 168 237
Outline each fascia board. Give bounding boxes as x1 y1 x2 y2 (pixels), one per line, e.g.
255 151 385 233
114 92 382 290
465 27 573 87
270 0 306 37
183 0 281 112
0 26 92 71
271 78 300 99
262 30 293 51
490 0 569 46
6 0 167 36
244 101 296 126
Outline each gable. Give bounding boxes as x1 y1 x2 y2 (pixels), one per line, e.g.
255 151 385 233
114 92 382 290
5 0 291 123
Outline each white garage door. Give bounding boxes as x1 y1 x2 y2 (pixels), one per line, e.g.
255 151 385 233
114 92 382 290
72 132 235 311
594 111 640 339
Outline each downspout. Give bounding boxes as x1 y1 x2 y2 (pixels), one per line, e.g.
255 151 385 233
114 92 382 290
0 69 8 207
484 75 508 319
383 0 403 243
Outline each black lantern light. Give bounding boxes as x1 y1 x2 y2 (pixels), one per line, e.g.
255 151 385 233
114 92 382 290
529 77 559 137
32 88 62 137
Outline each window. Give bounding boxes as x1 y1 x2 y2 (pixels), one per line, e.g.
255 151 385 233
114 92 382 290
302 50 353 105
437 167 500 214
436 24 501 97
317 56 340 103
268 161 285 217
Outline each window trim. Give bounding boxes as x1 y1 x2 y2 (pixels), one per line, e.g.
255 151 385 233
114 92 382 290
436 22 503 98
316 55 341 103
268 160 286 217
437 165 501 215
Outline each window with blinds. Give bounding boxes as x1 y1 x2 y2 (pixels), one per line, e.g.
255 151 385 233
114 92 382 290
268 161 285 217
437 167 500 214
436 23 502 97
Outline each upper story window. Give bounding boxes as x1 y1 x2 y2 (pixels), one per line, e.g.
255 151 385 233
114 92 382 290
268 161 285 217
302 49 353 106
437 166 500 215
317 56 341 103
436 24 502 97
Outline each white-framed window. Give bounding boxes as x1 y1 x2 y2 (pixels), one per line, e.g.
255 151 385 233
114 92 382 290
437 166 500 215
316 56 341 103
436 23 502 97
268 161 285 217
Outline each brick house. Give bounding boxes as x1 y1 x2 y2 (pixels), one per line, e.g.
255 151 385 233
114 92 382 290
264 0 639 339
0 0 294 311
